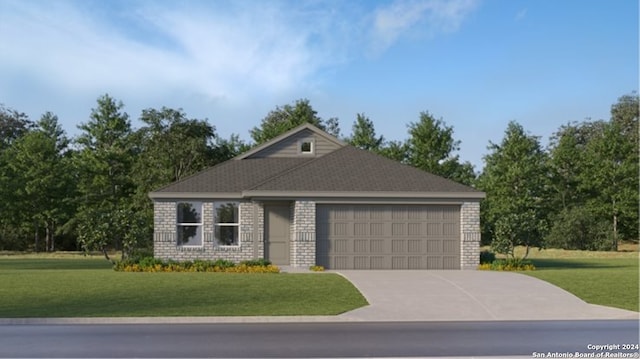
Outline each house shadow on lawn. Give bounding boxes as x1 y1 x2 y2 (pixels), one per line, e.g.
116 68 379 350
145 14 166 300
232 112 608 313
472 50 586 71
530 258 638 270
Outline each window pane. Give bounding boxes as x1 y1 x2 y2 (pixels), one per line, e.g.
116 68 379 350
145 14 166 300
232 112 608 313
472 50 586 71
215 202 238 224
215 226 238 246
177 225 202 246
301 141 312 153
178 202 202 223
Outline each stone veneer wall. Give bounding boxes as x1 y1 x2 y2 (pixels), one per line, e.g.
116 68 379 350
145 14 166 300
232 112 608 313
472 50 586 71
290 200 316 267
460 201 481 270
153 200 258 262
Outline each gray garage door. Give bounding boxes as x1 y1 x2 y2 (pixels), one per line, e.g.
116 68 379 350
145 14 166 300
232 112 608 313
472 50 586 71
316 204 460 270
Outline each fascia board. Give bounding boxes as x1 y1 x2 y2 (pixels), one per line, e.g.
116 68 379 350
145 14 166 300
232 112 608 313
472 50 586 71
242 190 486 200
149 192 242 200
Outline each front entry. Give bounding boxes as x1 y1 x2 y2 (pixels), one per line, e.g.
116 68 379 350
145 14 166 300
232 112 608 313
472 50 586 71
264 204 291 265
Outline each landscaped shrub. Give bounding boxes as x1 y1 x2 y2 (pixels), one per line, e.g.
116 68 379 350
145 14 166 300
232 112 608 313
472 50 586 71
478 258 536 271
113 257 280 273
479 250 496 264
309 265 325 272
240 258 272 267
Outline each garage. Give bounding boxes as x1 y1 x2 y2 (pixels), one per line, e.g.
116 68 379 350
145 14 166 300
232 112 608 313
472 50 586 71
316 204 460 270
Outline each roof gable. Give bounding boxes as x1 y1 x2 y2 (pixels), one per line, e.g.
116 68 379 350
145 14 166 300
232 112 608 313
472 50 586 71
238 123 345 159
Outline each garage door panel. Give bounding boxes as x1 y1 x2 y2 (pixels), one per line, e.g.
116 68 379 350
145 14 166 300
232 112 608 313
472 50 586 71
408 223 422 236
392 223 405 236
316 204 460 270
426 256 442 269
354 223 368 236
370 256 385 269
408 240 422 253
443 240 458 254
370 223 384 236
443 256 458 269
354 256 368 269
354 239 368 253
392 239 405 253
370 239 384 253
426 240 442 253
392 256 406 269
443 223 459 236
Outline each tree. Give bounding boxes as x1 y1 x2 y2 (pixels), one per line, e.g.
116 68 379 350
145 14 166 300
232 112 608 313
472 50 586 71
580 118 638 250
0 104 33 150
250 99 326 144
478 121 549 259
347 113 384 152
548 123 588 211
211 134 251 164
378 140 409 163
5 113 74 252
324 117 341 138
0 105 35 250
74 94 136 260
134 107 217 190
406 111 476 185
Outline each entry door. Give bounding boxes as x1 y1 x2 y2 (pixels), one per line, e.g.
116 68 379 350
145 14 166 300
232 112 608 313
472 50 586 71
264 204 291 265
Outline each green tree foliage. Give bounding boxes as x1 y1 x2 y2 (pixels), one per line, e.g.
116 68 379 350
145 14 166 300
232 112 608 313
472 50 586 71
74 94 137 259
580 119 638 250
406 111 476 185
478 121 549 259
210 133 251 164
545 93 639 250
250 99 328 144
347 113 384 152
133 107 217 196
0 104 33 150
378 140 409 163
4 113 75 252
0 105 36 249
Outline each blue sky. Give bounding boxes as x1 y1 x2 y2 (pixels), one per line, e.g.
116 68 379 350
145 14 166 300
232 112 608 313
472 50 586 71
0 0 637 170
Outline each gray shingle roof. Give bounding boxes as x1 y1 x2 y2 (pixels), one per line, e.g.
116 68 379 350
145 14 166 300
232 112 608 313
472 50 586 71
252 146 479 193
153 157 313 193
151 145 481 197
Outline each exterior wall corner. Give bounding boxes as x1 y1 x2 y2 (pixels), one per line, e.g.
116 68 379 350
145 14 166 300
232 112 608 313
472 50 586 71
460 201 481 270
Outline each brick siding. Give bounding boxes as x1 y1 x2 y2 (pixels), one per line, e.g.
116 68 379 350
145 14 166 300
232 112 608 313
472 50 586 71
153 200 257 262
460 201 481 270
290 200 316 267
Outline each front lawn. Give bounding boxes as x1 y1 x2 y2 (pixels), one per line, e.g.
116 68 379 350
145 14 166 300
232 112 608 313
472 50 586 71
525 258 639 312
0 257 368 318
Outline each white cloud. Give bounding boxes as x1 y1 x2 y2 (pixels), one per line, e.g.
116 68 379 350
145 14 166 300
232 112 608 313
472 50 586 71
0 1 351 109
371 0 479 53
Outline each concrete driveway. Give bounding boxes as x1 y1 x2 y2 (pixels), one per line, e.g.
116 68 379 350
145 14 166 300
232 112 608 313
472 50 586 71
336 270 639 321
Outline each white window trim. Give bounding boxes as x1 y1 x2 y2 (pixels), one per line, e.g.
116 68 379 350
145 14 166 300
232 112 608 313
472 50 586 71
214 202 241 247
298 138 315 155
176 202 204 247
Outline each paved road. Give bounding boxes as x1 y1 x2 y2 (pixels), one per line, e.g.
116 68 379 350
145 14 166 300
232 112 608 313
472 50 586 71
1 320 638 358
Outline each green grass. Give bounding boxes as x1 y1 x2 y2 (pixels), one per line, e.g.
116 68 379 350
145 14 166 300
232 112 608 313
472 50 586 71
0 257 368 318
524 258 639 312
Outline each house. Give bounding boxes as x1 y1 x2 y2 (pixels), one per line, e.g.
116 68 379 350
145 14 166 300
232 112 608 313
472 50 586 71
149 123 485 270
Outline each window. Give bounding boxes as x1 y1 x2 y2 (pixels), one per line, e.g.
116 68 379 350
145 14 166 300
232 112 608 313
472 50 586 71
299 139 314 154
214 202 239 246
177 202 202 246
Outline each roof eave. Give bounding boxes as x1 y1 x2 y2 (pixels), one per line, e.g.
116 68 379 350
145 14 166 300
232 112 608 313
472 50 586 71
148 192 242 200
242 190 486 200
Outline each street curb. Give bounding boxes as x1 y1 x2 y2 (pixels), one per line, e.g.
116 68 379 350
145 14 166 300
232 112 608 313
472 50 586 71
0 315 359 325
